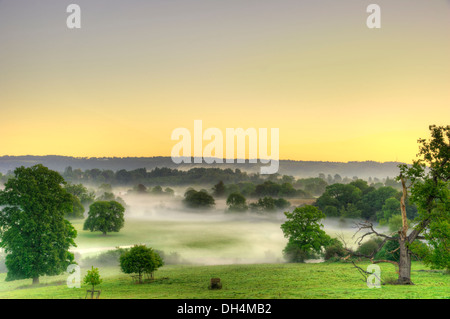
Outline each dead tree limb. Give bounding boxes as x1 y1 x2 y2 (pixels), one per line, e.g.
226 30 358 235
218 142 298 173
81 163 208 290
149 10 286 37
351 261 383 284
399 174 409 239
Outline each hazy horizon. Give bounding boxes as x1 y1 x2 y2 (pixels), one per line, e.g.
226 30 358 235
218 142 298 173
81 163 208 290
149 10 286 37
0 154 408 163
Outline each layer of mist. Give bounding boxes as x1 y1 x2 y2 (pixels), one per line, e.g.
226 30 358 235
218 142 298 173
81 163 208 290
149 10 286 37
73 189 370 267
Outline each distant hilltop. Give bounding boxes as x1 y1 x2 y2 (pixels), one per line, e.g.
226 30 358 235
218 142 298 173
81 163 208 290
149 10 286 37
0 156 405 180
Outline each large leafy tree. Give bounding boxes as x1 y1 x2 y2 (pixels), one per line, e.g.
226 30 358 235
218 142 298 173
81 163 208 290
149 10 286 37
352 125 449 284
398 125 450 275
281 205 331 262
83 201 125 235
0 165 77 285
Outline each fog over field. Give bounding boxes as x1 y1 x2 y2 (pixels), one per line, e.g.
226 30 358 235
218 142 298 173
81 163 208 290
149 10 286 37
73 189 366 266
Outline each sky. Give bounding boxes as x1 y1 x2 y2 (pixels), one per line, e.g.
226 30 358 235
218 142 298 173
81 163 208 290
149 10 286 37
0 0 449 163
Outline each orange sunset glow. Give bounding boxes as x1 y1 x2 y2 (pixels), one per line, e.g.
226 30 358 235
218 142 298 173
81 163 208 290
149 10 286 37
1 0 449 163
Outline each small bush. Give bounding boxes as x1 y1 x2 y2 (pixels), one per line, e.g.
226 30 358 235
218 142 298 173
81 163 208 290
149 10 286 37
83 266 102 291
81 247 129 267
324 238 347 261
356 237 383 256
375 235 400 261
283 240 316 263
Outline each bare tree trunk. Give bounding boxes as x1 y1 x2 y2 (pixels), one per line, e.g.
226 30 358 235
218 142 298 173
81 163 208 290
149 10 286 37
398 239 413 284
32 277 39 285
397 175 413 285
400 176 409 237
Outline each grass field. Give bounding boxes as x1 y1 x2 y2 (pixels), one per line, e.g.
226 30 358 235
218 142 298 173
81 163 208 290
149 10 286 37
0 262 448 299
1 197 447 299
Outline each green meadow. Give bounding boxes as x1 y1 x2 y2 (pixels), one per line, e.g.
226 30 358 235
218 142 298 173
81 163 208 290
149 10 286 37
1 207 447 299
0 262 448 299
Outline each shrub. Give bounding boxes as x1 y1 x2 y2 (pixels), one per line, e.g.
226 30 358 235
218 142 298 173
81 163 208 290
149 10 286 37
324 238 347 261
283 239 313 263
375 236 400 261
356 237 383 256
82 247 129 267
83 266 102 291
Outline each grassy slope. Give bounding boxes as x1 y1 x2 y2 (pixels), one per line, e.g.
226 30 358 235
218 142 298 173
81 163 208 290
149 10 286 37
0 262 448 299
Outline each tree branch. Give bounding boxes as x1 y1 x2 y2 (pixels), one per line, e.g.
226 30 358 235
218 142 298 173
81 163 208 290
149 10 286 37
399 174 409 239
408 218 431 243
352 221 394 243
351 261 384 284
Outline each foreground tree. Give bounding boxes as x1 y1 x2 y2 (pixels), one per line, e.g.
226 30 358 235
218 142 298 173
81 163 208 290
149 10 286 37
83 201 125 235
120 245 164 283
83 266 102 299
399 125 450 275
352 125 449 284
0 165 77 285
84 266 102 290
281 205 331 262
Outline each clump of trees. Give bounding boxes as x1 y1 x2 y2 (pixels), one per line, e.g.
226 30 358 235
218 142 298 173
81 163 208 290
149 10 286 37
253 181 306 198
63 167 260 187
120 245 164 283
83 201 125 235
294 178 328 196
63 182 128 219
129 184 175 196
183 189 215 209
96 192 127 207
315 179 417 221
249 197 290 213
226 192 248 212
64 183 96 207
212 181 226 197
225 192 291 213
